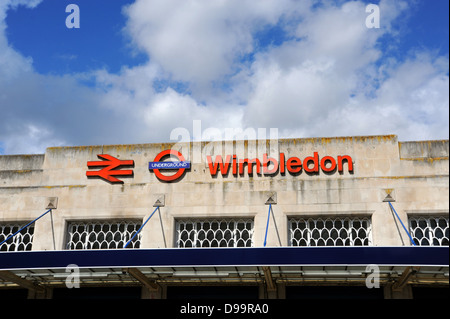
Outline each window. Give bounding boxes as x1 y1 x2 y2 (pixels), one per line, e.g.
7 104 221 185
66 220 142 249
0 222 34 251
176 219 254 248
289 217 372 246
409 216 449 246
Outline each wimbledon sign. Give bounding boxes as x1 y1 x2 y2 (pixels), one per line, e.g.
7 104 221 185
87 150 354 183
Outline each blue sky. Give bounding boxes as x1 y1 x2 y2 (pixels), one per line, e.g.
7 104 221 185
6 0 449 77
0 0 448 154
6 0 147 75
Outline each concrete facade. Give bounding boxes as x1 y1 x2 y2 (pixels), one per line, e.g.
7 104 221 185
0 135 448 299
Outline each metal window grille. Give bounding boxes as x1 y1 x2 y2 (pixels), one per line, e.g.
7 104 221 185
289 217 372 246
176 219 254 248
409 216 449 246
66 220 142 250
0 222 34 252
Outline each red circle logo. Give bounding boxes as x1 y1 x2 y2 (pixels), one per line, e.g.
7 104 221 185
149 150 189 182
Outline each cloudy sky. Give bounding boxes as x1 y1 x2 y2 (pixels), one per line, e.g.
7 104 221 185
0 0 448 155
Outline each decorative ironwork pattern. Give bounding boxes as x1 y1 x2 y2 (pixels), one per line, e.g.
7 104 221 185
66 220 142 249
289 217 372 246
176 219 254 248
0 222 34 251
409 216 449 246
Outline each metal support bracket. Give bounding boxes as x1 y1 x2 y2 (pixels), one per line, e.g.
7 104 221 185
123 268 160 291
262 267 277 292
0 270 45 293
392 266 420 291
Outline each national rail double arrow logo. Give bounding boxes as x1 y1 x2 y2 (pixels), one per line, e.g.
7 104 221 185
86 154 134 183
86 151 190 184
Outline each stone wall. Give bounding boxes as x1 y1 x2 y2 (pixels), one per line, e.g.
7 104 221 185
0 135 448 251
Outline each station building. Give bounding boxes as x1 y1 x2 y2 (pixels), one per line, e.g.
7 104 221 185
0 134 448 299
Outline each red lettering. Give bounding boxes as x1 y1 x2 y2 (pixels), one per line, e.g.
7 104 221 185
239 158 261 175
303 152 319 173
207 152 353 177
263 153 278 175
207 155 231 176
338 155 353 173
320 156 337 173
232 155 237 175
280 153 285 174
287 157 302 174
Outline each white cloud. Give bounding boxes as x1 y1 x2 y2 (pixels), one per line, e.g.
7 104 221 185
145 87 243 134
0 2 36 79
93 63 244 143
241 0 449 141
242 1 392 130
0 1 136 153
276 52 449 140
1 124 64 155
0 0 448 155
123 0 306 90
362 53 449 139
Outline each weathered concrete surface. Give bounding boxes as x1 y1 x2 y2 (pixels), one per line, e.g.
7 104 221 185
0 135 448 251
0 154 44 171
399 140 449 159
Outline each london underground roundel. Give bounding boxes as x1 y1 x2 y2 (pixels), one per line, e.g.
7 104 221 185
149 150 190 182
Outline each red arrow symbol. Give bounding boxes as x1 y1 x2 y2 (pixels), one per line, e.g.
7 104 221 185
86 154 134 183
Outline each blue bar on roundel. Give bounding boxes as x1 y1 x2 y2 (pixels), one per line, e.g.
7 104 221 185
149 161 191 170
